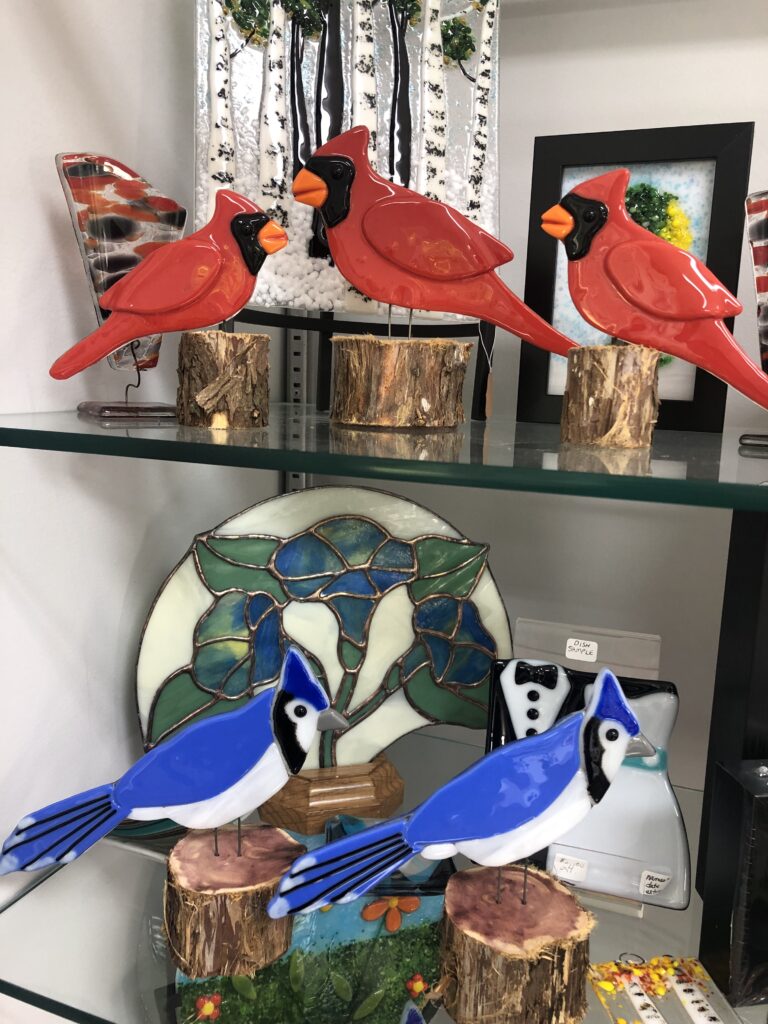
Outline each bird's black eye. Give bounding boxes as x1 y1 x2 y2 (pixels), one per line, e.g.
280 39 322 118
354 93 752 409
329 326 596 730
606 727 619 741
294 705 307 718
331 165 344 180
584 209 597 223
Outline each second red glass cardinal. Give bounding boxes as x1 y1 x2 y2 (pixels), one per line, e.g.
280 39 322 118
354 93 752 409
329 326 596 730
541 168 768 411
49 190 288 380
291 125 578 358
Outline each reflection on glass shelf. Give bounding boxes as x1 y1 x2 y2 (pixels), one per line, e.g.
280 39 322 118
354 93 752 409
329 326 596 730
1 407 768 509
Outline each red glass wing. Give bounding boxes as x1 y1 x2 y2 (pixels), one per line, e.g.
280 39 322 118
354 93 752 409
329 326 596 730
100 238 224 315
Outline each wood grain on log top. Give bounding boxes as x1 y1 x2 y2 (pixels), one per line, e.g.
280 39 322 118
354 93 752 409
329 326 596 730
168 827 303 894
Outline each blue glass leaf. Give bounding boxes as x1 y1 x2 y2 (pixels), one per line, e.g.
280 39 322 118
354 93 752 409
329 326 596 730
402 641 430 676
251 609 282 684
317 518 386 565
329 596 375 643
370 569 412 593
425 635 452 679
446 646 492 686
414 596 459 636
197 592 248 642
372 539 414 569
194 640 250 689
322 570 377 597
246 593 274 629
456 601 495 650
222 660 250 696
284 575 334 599
275 534 343 577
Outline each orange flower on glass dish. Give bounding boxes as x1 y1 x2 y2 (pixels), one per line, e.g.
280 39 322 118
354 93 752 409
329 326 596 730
361 895 421 933
406 973 430 998
195 993 222 1020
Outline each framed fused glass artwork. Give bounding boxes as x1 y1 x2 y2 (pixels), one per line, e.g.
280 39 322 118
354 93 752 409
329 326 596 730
137 487 511 767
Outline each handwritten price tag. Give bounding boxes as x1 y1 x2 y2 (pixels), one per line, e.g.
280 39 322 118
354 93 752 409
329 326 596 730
640 869 671 896
565 638 598 663
552 853 588 883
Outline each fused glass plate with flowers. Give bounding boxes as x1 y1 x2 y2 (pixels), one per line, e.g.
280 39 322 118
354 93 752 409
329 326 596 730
137 486 511 768
176 815 451 1024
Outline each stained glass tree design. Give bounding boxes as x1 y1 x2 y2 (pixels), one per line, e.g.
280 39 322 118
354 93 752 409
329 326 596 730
143 513 504 768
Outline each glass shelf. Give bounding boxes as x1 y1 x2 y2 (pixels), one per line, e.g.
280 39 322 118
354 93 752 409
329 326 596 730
1 406 768 510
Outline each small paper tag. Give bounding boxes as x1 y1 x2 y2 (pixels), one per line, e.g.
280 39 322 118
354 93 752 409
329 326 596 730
640 870 671 896
552 853 588 883
565 638 598 663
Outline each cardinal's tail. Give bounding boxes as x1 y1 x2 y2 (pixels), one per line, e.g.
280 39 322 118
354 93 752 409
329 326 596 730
49 316 142 380
703 320 768 412
268 818 415 917
0 785 126 874
484 276 578 358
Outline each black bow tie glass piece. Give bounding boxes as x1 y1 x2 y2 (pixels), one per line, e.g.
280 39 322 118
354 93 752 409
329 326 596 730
515 662 559 690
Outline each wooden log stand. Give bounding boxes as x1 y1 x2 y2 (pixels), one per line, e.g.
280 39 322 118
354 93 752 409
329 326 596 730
164 825 302 979
440 865 595 1024
331 334 473 428
258 754 404 834
176 329 269 429
561 344 660 448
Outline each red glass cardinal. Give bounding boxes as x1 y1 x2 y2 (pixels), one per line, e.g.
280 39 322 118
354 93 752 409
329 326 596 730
291 126 577 358
541 168 768 411
49 190 288 380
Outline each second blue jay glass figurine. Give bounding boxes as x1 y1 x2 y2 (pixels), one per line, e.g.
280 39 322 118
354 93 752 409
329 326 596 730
0 649 345 874
269 668 653 917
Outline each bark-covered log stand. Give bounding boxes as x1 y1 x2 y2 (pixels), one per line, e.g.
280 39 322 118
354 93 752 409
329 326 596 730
561 344 660 448
440 865 595 1024
164 825 302 979
176 329 269 429
331 334 473 428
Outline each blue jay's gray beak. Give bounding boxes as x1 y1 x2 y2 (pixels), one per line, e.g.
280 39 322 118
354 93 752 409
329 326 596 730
318 709 348 732
626 733 655 757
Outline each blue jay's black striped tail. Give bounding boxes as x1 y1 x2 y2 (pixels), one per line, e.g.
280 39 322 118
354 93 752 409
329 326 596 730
0 784 125 874
268 817 415 917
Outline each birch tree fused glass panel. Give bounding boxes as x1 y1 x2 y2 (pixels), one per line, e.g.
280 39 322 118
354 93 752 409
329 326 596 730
56 153 187 371
194 0 500 312
137 487 511 767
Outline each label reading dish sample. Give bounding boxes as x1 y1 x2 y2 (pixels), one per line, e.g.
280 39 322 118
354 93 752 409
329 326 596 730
640 869 672 896
552 853 588 883
566 638 598 662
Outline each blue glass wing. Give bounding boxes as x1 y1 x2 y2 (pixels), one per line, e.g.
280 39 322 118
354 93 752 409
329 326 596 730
405 712 583 846
115 688 275 809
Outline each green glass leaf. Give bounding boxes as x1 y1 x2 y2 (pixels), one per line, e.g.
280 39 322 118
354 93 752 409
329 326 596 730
317 517 386 566
197 592 249 642
194 640 250 689
207 536 279 567
384 664 401 691
331 971 353 1002
223 658 251 696
195 542 287 601
415 537 487 575
193 694 251 726
148 672 211 743
411 547 488 602
289 950 305 993
231 975 258 1000
341 641 363 670
352 989 385 1020
405 665 488 728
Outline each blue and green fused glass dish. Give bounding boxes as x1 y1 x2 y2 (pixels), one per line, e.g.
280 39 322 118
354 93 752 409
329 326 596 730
136 487 511 768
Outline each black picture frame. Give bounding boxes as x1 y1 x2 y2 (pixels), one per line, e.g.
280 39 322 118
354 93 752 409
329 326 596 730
517 122 754 432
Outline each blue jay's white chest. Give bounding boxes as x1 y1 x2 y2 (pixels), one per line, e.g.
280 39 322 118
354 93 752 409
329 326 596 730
419 773 593 867
130 744 289 829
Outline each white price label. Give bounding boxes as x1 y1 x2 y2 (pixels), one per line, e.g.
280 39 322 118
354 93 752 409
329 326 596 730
640 869 671 896
565 638 598 663
552 853 588 883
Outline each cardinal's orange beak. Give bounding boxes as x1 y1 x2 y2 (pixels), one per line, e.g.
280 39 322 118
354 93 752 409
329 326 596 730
293 168 328 209
257 220 289 254
541 204 575 240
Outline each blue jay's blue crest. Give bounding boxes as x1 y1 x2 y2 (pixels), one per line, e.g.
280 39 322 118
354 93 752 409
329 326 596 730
278 648 330 712
587 669 640 735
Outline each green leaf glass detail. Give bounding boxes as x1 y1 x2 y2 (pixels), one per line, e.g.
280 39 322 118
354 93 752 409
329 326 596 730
207 535 279 567
341 641 364 670
148 672 211 743
194 639 250 689
414 537 486 575
195 541 287 601
352 989 386 1020
317 517 386 565
330 972 353 1002
289 950 305 993
231 975 258 1000
410 547 488 601
404 665 488 728
197 592 249 642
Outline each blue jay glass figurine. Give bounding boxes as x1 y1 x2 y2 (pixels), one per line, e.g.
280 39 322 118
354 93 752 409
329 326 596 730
0 649 345 874
269 668 653 917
